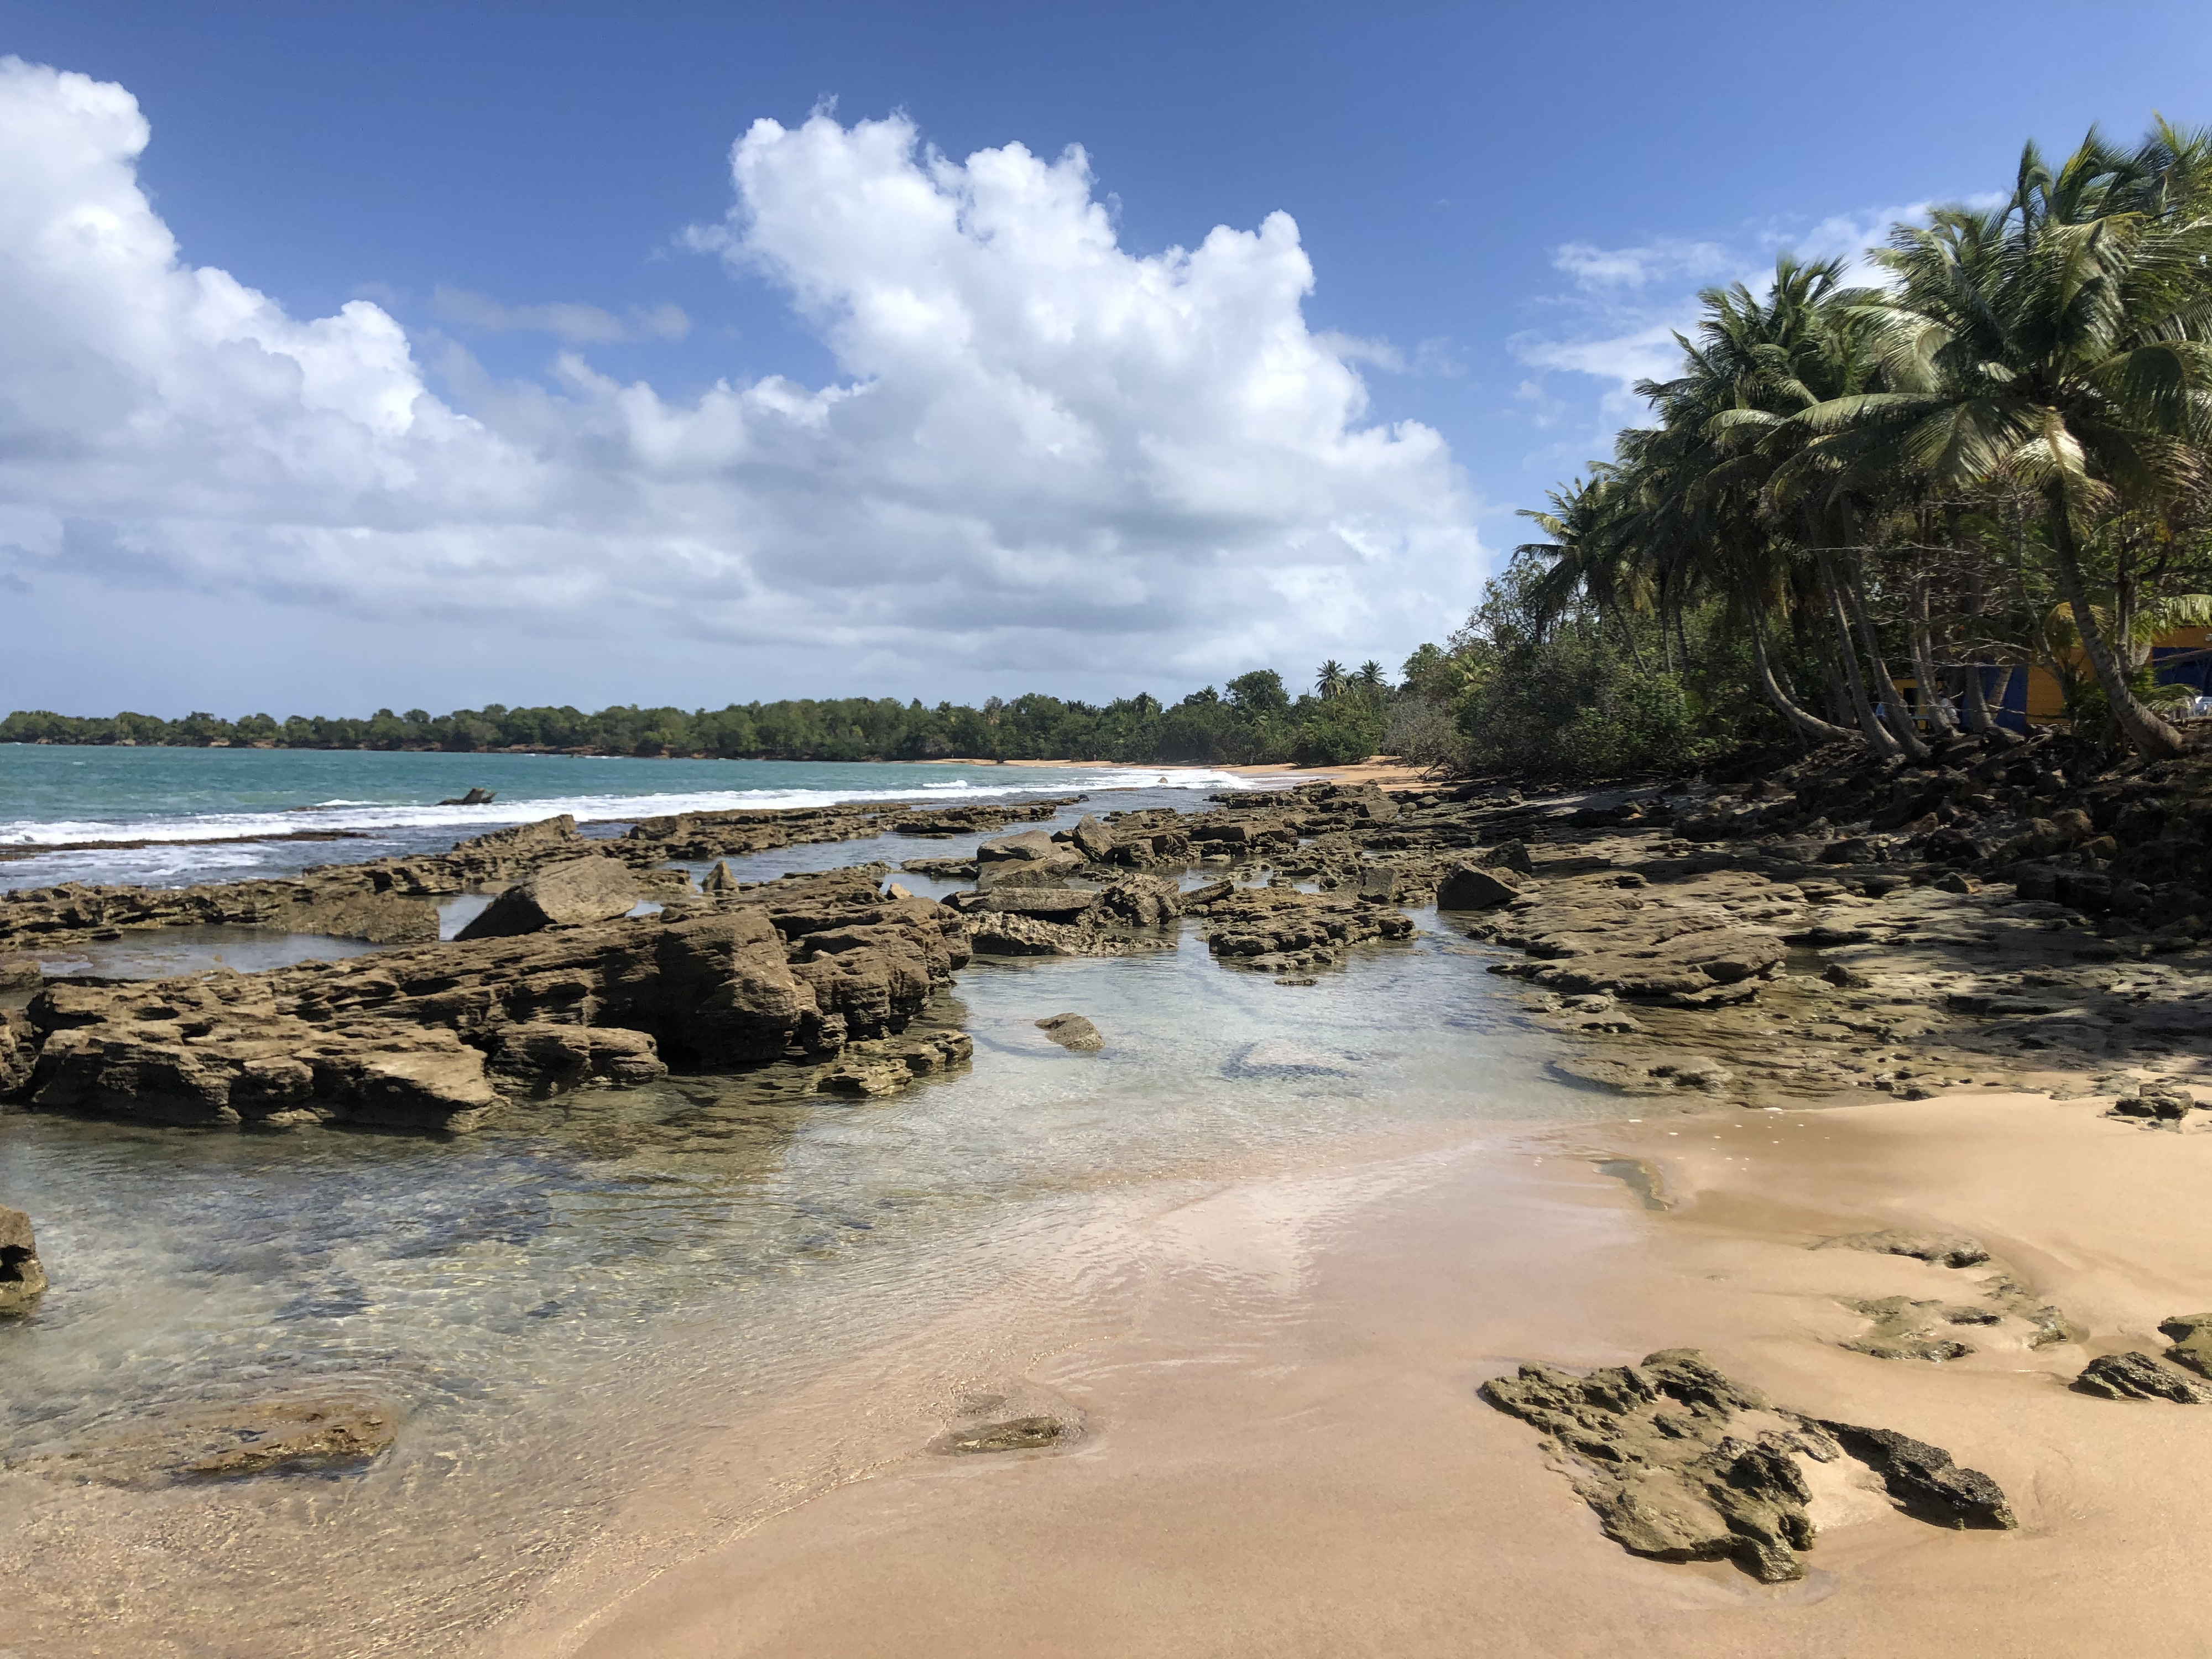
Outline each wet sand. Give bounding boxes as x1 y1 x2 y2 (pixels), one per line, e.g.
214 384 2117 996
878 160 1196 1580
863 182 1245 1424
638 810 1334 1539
472 1085 2212 1659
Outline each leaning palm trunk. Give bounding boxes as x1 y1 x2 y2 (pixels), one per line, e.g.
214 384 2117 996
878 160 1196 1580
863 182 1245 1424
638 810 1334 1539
1840 564 1932 760
1908 587 1960 737
1741 580 1855 742
1818 554 1901 757
1961 662 1997 734
2050 507 2187 758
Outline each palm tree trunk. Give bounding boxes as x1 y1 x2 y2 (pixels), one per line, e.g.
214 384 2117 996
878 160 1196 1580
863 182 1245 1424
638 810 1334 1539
1909 584 1960 737
1739 576 1854 742
1961 663 1995 734
2049 504 2187 758
1818 552 1901 758
1840 561 1932 760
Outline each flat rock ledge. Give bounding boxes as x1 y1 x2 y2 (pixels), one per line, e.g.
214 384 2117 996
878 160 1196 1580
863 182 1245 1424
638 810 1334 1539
2 869 970 1134
1481 1348 2015 1584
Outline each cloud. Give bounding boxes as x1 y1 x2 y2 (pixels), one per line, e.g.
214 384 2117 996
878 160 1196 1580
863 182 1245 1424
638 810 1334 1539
0 58 1483 704
431 285 691 342
1550 237 1734 290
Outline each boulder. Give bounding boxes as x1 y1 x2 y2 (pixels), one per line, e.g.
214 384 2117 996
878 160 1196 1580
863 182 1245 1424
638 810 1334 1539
1068 815 1115 861
978 829 1062 863
1036 1013 1104 1051
455 856 641 940
1437 862 1526 910
702 860 739 893
0 1205 47 1314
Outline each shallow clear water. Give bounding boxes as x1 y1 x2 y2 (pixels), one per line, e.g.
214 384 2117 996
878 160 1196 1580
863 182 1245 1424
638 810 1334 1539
0 750 1595 1658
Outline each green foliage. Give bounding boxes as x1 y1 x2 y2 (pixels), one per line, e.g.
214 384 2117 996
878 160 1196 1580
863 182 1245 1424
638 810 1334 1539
1292 693 1386 765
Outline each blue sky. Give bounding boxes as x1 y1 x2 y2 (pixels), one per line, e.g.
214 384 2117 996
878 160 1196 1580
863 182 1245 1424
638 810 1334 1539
4 0 2211 716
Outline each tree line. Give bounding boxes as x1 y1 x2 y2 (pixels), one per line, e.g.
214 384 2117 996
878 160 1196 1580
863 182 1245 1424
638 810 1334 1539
1 661 1418 767
1383 118 2212 782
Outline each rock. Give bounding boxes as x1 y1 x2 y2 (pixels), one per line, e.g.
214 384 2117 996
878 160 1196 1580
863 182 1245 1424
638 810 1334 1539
0 1009 35 1096
969 912 1170 957
2074 1351 2212 1402
2158 1313 2212 1378
1840 1296 1976 1362
1196 885 1415 971
8 875 972 1133
33 1389 399 1487
484 1024 668 1097
1820 837 1879 864
1485 841 1535 875
1480 1348 1816 1583
702 860 739 893
1230 1039 1349 1076
1810 1421 2016 1528
455 856 641 940
977 853 1088 889
1068 815 1115 861
1820 962 1871 989
936 1416 1066 1454
436 787 497 806
815 1030 973 1095
1437 862 1526 910
978 828 1063 863
1820 1230 1990 1269
1036 1013 1104 1051
0 1205 48 1314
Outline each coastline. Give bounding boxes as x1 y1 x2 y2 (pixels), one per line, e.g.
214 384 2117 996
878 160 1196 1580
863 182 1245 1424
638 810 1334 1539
475 1078 2212 1659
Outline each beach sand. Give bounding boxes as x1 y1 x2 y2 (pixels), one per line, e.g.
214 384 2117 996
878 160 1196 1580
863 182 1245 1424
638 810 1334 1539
473 1084 2212 1659
919 755 1441 790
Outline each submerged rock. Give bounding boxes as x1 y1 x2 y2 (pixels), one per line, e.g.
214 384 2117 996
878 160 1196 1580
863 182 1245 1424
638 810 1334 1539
1035 1013 1104 1051
33 1390 399 1486
0 1205 48 1314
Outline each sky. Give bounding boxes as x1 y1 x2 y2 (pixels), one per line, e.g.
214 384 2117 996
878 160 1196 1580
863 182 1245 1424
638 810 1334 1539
4 0 2212 719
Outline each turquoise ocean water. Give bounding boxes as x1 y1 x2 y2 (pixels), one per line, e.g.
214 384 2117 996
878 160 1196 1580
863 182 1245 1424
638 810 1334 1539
0 744 1246 890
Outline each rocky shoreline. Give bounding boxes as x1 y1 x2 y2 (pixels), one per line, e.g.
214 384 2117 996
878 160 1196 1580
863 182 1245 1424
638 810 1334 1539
9 743 2212 1601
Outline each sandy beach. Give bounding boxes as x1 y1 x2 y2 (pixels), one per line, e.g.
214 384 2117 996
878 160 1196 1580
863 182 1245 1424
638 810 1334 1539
462 1071 2212 1659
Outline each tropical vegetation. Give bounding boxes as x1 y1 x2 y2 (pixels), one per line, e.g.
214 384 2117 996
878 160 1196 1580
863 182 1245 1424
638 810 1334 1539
1381 119 2212 780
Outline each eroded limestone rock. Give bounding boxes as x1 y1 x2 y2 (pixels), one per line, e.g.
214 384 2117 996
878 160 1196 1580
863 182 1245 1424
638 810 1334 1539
1483 1348 2017 1582
0 1205 48 1314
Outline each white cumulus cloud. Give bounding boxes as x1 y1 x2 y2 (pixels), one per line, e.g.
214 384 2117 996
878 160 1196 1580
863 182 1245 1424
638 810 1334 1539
0 59 1483 708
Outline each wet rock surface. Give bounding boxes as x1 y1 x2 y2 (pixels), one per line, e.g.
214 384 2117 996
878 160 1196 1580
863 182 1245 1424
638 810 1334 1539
22 1389 400 1486
3 868 972 1132
1035 1013 1104 1051
1481 1347 2015 1583
0 1203 46 1314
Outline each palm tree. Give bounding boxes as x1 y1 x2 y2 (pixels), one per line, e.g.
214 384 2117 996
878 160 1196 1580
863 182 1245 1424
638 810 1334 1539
1815 127 2212 758
1355 660 1387 692
1314 661 1348 700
